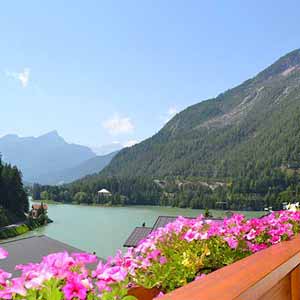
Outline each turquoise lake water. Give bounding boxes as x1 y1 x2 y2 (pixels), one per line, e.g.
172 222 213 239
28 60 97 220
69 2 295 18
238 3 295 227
13 203 264 259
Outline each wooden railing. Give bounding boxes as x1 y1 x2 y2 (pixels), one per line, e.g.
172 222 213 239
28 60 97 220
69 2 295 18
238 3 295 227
159 235 300 300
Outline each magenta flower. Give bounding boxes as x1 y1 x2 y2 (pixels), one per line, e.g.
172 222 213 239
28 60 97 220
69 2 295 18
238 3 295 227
0 269 11 286
0 247 8 259
63 275 88 300
0 210 300 299
71 252 97 265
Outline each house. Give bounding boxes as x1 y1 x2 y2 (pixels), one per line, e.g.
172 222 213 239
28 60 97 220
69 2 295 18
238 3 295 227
97 188 112 197
30 203 48 219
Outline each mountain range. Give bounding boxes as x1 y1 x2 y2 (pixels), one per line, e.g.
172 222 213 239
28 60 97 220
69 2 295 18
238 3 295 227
3 49 300 193
0 131 118 184
31 49 300 211
99 49 300 179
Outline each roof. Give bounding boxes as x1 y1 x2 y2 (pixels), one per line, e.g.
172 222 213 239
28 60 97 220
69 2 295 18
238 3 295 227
123 227 152 247
124 215 224 247
98 188 111 194
32 204 48 210
0 235 98 276
152 216 179 231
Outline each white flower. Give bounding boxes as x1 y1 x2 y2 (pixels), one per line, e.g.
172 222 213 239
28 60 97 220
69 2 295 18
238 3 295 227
286 202 299 212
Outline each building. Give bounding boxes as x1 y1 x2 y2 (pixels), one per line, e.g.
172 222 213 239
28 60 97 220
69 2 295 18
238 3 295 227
30 203 48 219
97 188 112 197
0 235 99 276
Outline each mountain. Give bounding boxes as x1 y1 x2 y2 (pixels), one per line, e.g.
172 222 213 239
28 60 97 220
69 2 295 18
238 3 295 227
38 49 300 211
0 131 96 183
37 151 118 185
91 142 124 156
101 49 300 179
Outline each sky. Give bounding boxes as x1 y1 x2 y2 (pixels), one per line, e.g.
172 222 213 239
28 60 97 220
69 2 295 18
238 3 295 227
1 1 300 151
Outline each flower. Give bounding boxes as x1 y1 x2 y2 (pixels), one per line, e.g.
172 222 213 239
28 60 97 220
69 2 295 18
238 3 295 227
1 210 300 299
63 275 88 300
72 252 97 265
286 202 299 212
0 247 8 259
0 269 11 286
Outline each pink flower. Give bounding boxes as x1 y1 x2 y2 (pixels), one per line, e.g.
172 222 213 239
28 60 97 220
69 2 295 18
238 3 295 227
183 229 197 242
0 247 8 259
100 266 128 282
0 269 11 286
24 270 53 289
1 278 27 298
71 252 97 265
63 275 88 300
195 273 206 281
246 229 257 240
224 236 238 249
148 250 161 260
159 256 167 264
154 291 165 298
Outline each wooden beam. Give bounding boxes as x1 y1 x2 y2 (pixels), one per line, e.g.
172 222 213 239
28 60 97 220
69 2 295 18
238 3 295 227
291 265 300 300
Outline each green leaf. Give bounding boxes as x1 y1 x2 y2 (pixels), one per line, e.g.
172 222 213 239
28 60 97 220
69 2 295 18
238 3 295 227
122 296 138 300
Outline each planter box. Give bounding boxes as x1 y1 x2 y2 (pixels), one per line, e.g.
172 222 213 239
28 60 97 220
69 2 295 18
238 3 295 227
127 287 161 300
138 235 300 300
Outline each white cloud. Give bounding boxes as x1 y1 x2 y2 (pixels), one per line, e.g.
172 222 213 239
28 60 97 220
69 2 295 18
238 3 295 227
167 107 178 116
123 140 139 147
5 68 30 88
103 114 134 135
162 106 178 123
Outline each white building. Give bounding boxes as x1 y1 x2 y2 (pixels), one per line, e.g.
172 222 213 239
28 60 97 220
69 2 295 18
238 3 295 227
97 188 112 197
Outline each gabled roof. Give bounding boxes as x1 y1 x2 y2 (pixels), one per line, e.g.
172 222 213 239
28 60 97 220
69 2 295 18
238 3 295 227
98 188 111 194
123 227 152 247
32 203 48 210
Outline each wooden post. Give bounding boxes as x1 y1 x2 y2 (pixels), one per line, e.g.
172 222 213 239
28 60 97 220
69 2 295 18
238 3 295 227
291 265 300 300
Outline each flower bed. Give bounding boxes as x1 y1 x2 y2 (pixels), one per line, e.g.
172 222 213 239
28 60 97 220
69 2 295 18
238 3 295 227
1 211 300 300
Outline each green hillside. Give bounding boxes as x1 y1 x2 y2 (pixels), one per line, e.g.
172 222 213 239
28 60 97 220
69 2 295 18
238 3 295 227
42 50 300 211
102 49 300 179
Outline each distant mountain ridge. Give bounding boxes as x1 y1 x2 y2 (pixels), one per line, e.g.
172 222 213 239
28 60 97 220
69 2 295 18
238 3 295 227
38 151 118 185
100 49 300 178
0 131 97 183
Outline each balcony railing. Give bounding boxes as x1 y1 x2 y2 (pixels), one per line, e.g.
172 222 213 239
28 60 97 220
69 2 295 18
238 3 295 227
158 235 300 300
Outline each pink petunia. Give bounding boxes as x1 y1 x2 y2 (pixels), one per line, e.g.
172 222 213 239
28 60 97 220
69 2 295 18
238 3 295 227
63 275 88 300
0 247 8 259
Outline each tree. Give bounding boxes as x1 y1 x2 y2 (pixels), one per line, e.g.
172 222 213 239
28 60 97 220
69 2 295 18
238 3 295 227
74 192 88 204
40 191 50 200
0 155 29 225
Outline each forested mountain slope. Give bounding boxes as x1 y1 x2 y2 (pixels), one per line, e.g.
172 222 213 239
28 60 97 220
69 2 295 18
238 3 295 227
101 49 300 178
42 50 300 211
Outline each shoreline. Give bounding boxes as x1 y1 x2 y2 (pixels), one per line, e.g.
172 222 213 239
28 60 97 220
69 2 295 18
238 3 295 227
31 199 266 212
0 218 53 240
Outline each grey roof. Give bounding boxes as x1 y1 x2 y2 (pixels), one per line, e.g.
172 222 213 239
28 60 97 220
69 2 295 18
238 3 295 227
0 235 98 276
152 216 179 231
123 227 152 247
124 215 224 247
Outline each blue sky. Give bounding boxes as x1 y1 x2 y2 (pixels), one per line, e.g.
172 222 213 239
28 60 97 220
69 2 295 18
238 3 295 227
1 1 300 151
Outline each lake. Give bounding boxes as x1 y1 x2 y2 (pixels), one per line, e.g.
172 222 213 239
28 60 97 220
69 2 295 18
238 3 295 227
14 203 264 259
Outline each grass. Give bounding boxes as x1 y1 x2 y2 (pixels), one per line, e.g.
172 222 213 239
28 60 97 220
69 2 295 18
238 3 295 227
0 224 30 239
